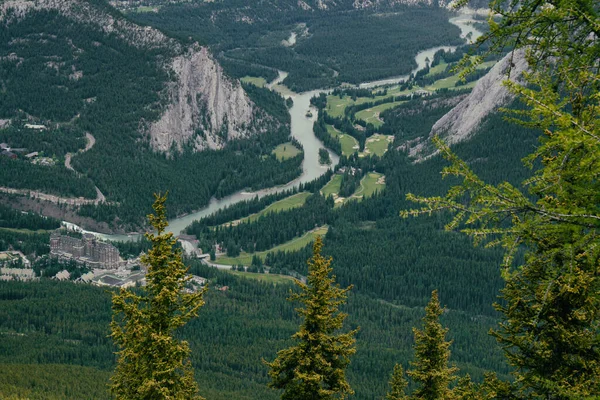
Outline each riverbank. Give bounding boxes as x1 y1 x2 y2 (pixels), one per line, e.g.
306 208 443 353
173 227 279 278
63 9 485 241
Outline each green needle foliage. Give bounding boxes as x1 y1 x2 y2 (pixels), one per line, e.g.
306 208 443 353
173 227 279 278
407 290 458 400
386 363 409 400
266 236 358 400
110 193 207 399
403 0 600 396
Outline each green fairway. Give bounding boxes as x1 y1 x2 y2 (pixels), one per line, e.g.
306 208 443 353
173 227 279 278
272 142 301 161
351 172 386 199
215 226 329 266
426 60 497 91
361 134 393 157
241 76 268 87
226 270 295 284
355 101 405 128
326 125 359 156
325 86 410 118
426 61 449 77
320 174 343 198
225 192 311 226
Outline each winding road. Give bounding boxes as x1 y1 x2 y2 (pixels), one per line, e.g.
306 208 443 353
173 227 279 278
0 132 109 206
64 132 107 203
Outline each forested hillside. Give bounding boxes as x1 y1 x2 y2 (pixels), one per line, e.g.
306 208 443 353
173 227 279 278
0 1 301 229
0 91 542 398
132 3 463 91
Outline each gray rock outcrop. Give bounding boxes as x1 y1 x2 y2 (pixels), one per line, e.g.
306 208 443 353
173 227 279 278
148 46 254 152
2 0 258 154
411 49 527 159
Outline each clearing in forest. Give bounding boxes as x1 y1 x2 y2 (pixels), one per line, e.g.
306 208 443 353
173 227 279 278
223 192 311 227
241 76 268 87
272 142 302 161
326 125 359 156
320 174 343 198
215 225 329 266
360 134 394 157
354 101 405 128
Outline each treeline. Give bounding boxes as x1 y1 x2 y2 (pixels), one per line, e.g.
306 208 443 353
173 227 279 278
378 94 461 140
189 194 334 255
133 3 465 91
0 268 507 399
0 230 50 256
0 204 61 231
2 10 304 229
0 158 98 199
0 125 86 158
32 257 90 280
185 170 333 229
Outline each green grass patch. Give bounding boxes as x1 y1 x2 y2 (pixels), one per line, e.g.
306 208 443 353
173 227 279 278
351 172 386 199
241 76 268 88
226 270 295 284
425 60 497 91
426 60 449 77
325 86 410 118
215 226 329 266
355 101 406 128
226 192 311 226
272 142 301 161
320 174 343 198
362 134 393 157
326 125 359 156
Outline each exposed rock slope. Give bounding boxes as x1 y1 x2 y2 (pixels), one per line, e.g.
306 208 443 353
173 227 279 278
149 46 254 152
410 49 527 158
1 0 257 153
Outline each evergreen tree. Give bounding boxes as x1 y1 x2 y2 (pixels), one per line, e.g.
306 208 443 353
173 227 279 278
110 193 207 399
266 236 358 400
407 290 457 400
404 0 600 396
386 363 409 400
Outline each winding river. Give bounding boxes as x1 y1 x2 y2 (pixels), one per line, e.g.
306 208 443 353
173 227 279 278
72 10 484 242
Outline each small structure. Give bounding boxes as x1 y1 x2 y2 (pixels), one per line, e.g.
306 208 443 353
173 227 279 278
0 143 9 150
25 151 38 159
54 270 71 281
24 123 47 130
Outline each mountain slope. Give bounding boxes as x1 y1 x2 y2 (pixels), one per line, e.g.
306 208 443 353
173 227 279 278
1 0 259 152
410 49 527 159
0 0 299 228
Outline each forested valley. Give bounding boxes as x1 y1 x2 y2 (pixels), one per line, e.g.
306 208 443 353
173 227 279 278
131 3 464 91
0 93 539 398
0 8 302 229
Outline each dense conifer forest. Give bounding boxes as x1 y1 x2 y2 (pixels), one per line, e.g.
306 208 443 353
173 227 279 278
132 4 463 91
0 9 302 228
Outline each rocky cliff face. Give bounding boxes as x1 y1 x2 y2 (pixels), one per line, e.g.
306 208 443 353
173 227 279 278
410 49 528 159
148 46 255 152
1 0 257 154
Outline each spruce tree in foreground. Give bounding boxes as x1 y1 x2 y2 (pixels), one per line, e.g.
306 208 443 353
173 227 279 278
266 236 358 400
110 193 207 399
386 363 409 400
407 290 457 400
